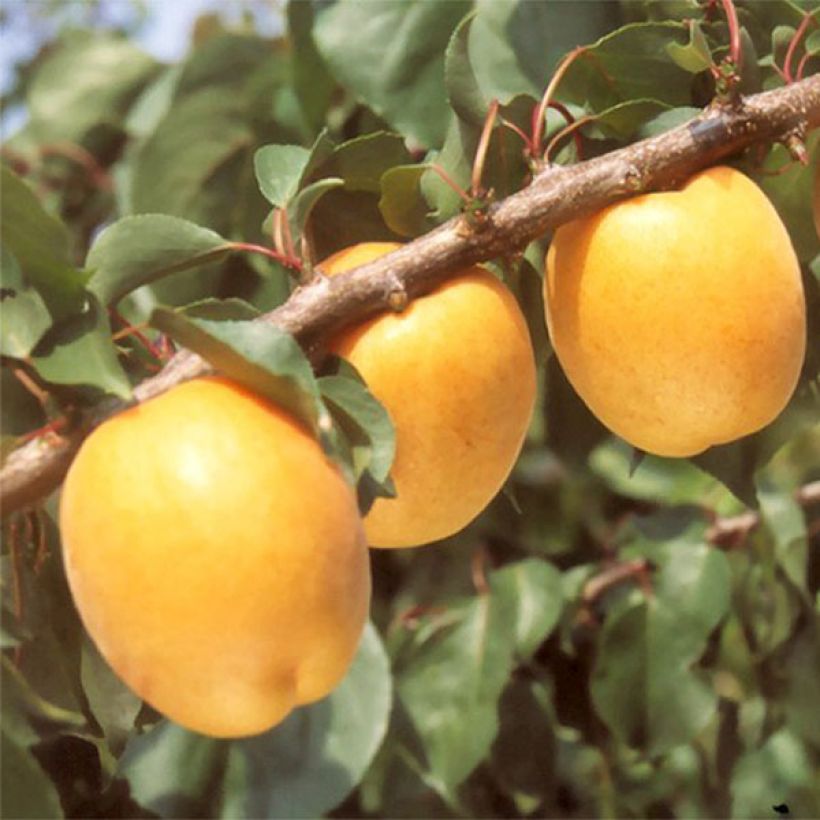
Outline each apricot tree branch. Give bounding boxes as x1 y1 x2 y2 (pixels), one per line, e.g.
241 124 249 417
2 74 820 516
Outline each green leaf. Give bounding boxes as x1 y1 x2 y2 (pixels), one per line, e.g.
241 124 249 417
588 99 671 140
26 31 158 142
314 0 471 148
81 637 142 755
0 365 47 440
174 33 275 100
782 627 820 748
118 722 226 818
319 362 396 486
0 166 86 319
87 214 230 306
730 730 817 818
591 438 720 506
492 559 564 659
467 0 622 104
254 144 312 207
149 309 327 437
379 165 434 237
692 438 760 509
591 543 732 755
396 580 517 794
309 188 403 262
757 477 808 595
130 89 254 228
666 20 713 73
1 727 63 820
753 131 820 263
545 354 609 464
315 132 411 194
287 178 345 240
120 624 391 819
560 22 694 110
490 679 556 813
0 246 52 358
220 623 391 819
288 0 336 133
32 293 132 399
2 655 86 740
419 117 472 223
124 65 182 139
637 106 701 138
444 12 488 129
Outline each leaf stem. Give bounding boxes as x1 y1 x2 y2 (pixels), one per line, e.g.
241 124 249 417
783 13 815 84
582 559 652 607
39 141 112 191
719 0 742 70
428 163 472 205
229 241 303 273
532 47 586 157
543 115 594 165
472 99 499 197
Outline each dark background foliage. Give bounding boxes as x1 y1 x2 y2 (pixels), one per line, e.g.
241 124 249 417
1 1 818 818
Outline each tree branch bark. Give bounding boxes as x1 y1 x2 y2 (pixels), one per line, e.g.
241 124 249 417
3 74 820 516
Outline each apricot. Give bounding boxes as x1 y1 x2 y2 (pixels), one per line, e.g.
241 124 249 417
323 242 536 548
59 377 369 738
545 165 806 457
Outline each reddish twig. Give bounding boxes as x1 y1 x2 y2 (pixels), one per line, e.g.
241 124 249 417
707 480 820 548
472 99 499 197
719 0 742 69
782 14 815 84
471 546 491 596
544 115 595 165
532 47 587 158
428 163 472 205
228 241 303 274
39 142 112 191
582 559 652 606
18 417 69 445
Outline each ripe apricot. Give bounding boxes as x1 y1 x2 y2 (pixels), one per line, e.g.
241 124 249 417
60 377 369 738
545 165 806 457
323 242 536 548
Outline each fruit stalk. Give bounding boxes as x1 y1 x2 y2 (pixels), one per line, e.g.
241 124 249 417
2 74 819 517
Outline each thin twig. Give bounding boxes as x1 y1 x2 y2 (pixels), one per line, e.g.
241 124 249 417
707 480 820 547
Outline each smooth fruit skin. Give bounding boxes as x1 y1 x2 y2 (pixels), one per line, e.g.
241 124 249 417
323 242 536 548
60 377 370 738
545 165 806 457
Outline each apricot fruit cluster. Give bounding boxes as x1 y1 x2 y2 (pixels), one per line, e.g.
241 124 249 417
60 164 806 741
60 251 536 737
545 165 806 457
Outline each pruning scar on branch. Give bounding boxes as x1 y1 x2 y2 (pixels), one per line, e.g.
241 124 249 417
2 74 819 517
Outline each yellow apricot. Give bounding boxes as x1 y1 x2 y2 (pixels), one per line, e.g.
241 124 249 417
59 377 369 738
323 242 536 548
545 165 806 457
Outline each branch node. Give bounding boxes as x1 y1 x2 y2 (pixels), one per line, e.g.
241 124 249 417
622 164 644 193
385 272 409 312
783 125 809 164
